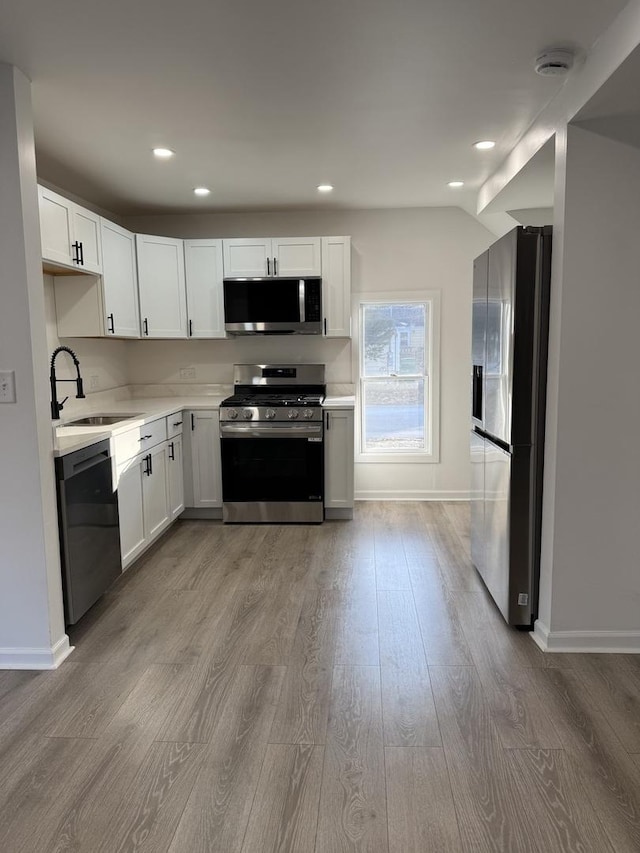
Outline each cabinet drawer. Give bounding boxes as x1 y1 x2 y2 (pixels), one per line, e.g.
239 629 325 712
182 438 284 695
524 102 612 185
114 418 167 464
166 412 184 439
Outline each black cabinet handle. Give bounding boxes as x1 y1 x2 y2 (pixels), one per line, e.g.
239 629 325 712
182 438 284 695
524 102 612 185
78 242 84 266
266 257 270 276
144 454 151 476
173 420 183 427
169 441 175 460
326 412 330 430
139 434 152 442
189 319 193 337
324 318 327 335
273 257 277 276
191 413 195 431
148 453 153 475
143 318 149 336
72 241 81 264
107 313 115 334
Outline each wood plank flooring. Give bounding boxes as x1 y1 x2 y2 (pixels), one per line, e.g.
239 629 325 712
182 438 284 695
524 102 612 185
1 501 639 852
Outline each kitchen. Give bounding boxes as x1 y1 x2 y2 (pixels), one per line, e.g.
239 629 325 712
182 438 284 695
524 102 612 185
2 0 640 850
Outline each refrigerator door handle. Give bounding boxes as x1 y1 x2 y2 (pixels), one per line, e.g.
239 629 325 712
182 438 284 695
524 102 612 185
472 364 483 422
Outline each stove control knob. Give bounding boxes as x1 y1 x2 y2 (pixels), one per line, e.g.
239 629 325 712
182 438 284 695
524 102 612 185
227 409 238 420
243 409 254 420
288 409 299 420
303 409 314 419
265 409 277 420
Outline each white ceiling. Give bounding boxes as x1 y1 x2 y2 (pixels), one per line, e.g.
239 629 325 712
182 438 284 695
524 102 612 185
0 0 629 215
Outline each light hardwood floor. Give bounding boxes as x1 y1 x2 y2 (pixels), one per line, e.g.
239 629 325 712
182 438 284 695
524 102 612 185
1 501 639 852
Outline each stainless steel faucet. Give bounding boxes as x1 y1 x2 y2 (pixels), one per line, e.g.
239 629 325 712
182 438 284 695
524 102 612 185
50 346 85 420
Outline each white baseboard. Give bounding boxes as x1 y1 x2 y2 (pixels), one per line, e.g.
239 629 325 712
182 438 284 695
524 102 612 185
0 634 74 670
354 490 470 501
532 620 640 653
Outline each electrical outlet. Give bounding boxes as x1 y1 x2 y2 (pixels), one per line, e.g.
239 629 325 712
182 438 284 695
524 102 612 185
0 370 16 403
89 375 100 391
179 366 196 380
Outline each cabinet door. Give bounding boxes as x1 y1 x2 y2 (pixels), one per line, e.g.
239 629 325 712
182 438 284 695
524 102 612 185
72 206 102 274
222 238 271 277
38 186 74 268
136 235 187 338
101 220 140 337
116 456 146 569
167 435 185 520
272 237 321 277
143 443 170 539
321 236 351 337
188 410 222 508
184 240 225 338
324 409 354 509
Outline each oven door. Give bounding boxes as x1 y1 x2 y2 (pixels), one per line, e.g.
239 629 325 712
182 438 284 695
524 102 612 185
220 422 324 523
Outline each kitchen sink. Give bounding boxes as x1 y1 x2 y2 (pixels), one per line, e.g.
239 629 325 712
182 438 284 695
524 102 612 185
63 413 143 426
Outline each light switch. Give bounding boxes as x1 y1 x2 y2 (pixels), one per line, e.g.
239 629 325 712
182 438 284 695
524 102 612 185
0 370 16 403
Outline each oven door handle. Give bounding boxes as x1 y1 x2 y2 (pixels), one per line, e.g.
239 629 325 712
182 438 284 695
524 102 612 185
220 424 323 438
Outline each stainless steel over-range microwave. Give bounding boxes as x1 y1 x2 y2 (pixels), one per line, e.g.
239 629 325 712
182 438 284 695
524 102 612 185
223 276 322 335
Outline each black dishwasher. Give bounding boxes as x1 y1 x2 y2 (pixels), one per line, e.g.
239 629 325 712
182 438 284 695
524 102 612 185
55 439 121 624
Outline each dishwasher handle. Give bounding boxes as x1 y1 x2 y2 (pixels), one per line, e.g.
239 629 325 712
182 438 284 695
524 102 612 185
57 439 112 480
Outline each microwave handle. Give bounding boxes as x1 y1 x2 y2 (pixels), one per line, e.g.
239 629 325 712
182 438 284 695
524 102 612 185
299 280 306 322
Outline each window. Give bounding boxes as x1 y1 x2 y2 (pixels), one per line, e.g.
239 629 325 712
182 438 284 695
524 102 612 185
355 291 440 463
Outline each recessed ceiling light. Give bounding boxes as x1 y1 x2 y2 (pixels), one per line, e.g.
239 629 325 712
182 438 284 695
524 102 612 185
448 181 465 188
317 184 334 193
193 187 211 196
474 140 495 150
152 147 175 159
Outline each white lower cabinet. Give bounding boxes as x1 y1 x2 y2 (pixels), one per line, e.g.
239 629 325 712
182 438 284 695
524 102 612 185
144 443 170 540
324 409 355 516
167 433 185 519
115 416 183 569
117 455 147 567
184 410 222 511
117 444 170 569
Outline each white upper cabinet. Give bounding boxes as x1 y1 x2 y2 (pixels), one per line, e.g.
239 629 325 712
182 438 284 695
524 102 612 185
321 236 351 337
136 234 187 338
222 237 321 278
272 237 321 277
38 186 102 274
184 239 225 338
222 238 271 277
101 220 140 337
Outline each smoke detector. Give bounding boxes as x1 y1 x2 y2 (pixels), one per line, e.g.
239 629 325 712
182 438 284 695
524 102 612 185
534 49 574 77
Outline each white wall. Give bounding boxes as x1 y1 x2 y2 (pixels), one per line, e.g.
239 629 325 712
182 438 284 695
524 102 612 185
44 275 129 404
123 207 494 498
537 124 640 650
0 64 70 668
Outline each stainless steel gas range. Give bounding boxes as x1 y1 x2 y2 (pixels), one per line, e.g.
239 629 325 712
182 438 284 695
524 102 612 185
220 364 326 523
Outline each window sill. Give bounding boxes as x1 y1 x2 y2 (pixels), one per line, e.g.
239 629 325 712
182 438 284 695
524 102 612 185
356 451 439 464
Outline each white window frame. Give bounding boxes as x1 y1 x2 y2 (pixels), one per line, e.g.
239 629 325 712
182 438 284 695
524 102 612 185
352 289 440 464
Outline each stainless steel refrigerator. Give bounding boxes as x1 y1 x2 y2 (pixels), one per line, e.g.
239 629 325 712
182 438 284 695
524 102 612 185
470 225 552 627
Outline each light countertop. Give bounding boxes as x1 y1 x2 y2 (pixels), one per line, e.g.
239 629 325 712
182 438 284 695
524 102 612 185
53 394 354 457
